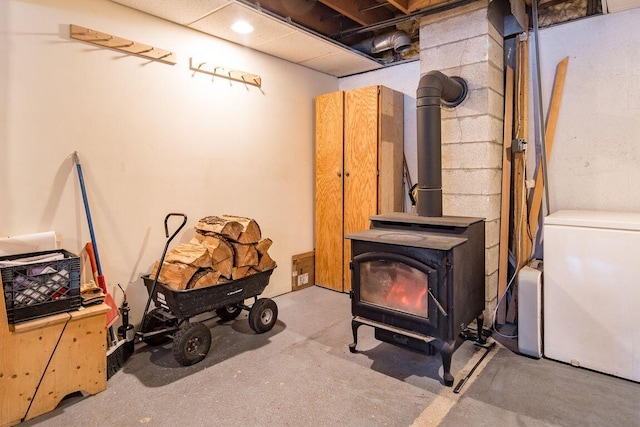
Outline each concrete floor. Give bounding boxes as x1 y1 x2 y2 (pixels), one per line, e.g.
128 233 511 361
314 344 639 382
22 286 640 426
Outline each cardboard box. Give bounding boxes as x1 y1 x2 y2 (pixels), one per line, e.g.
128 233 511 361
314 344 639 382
291 251 314 291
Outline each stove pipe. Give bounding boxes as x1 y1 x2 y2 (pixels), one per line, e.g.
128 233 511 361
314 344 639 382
416 71 468 217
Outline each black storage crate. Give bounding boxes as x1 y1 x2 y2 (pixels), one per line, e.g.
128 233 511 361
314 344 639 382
0 249 81 324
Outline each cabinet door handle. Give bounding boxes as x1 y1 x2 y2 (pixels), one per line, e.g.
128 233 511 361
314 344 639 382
337 172 342 177
345 172 350 177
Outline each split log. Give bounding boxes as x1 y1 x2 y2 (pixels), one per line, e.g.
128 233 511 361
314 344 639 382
191 233 234 263
150 261 198 291
195 216 243 241
256 252 276 272
222 215 262 244
164 243 212 269
188 270 222 290
212 257 233 280
255 238 273 255
230 242 258 267
231 266 251 280
195 215 262 244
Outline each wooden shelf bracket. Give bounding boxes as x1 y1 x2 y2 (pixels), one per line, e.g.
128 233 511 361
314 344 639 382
69 24 177 65
189 57 262 88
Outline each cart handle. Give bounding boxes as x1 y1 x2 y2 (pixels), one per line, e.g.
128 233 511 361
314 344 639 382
165 213 187 241
138 213 187 336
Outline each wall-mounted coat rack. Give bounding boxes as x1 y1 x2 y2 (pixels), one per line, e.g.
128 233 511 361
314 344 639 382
70 24 176 65
189 58 262 88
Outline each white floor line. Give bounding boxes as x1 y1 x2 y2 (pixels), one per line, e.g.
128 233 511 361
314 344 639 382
411 341 502 427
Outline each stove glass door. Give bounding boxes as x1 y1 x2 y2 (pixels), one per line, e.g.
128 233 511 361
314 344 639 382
360 259 429 318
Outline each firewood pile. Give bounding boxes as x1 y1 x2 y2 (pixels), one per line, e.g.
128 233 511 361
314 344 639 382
150 215 276 290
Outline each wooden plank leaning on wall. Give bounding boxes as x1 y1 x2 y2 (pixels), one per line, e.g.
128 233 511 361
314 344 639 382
527 57 570 240
513 34 533 272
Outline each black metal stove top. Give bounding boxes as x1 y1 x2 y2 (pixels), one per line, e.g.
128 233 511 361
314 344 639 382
370 212 484 228
345 228 467 251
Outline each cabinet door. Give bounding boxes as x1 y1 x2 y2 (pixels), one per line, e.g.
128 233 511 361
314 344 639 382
344 86 379 292
315 91 344 292
378 86 404 214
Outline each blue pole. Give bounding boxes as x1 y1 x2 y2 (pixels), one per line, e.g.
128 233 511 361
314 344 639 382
73 151 103 277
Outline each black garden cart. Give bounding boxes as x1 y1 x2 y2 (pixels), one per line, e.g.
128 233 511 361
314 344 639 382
136 213 278 366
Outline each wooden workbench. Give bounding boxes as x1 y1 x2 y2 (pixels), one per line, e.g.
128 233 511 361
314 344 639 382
0 285 109 427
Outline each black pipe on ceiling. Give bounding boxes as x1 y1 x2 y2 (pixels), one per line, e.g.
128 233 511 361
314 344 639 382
416 71 467 217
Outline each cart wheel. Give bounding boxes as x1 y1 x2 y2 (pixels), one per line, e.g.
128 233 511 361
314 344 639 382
173 322 212 366
216 305 242 321
248 298 278 334
141 308 174 346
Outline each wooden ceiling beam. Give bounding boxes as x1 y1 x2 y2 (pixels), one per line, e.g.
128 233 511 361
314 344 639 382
318 0 396 26
387 0 411 14
408 0 453 12
256 0 357 36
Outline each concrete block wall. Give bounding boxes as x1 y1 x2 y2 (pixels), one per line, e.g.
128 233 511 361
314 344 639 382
420 0 504 315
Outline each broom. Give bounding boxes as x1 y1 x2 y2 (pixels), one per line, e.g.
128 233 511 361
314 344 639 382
73 151 127 377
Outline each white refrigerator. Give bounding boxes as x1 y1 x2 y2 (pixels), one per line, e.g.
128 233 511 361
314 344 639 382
544 210 640 382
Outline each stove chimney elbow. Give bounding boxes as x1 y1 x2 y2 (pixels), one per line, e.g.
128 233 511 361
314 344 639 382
417 71 467 108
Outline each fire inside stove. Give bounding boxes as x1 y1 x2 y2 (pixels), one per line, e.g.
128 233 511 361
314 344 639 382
360 260 429 318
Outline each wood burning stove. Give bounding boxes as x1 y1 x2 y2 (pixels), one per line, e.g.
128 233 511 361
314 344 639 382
346 213 485 386
344 71 487 386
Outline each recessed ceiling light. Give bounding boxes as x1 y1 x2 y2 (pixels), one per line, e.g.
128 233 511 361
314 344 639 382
231 20 254 34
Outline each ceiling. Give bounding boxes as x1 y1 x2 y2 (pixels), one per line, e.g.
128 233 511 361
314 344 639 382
109 0 468 77
109 0 640 77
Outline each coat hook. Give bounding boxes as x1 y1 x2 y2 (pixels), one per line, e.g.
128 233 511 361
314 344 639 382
70 25 176 65
188 57 261 87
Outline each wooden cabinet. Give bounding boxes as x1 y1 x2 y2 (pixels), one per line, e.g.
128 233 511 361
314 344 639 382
0 287 109 427
315 85 404 293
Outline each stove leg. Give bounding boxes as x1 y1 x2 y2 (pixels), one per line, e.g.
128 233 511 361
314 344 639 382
433 340 455 386
349 319 362 353
476 313 487 344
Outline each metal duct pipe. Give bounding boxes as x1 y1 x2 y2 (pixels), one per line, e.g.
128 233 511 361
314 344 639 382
352 31 412 54
416 71 468 217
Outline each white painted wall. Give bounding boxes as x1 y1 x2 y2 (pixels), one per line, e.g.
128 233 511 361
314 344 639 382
7 0 637 327
1 0 337 323
535 8 640 213
338 61 421 213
